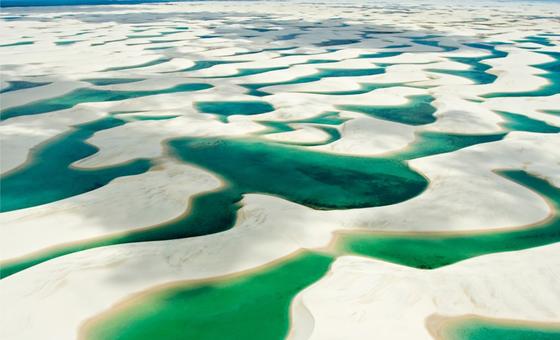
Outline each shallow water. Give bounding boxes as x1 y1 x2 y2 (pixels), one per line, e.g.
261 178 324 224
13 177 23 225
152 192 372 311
336 170 560 269
2 6 560 340
84 252 333 340
0 80 50 93
338 94 436 125
0 117 152 213
0 124 509 277
498 111 560 133
83 78 143 86
195 101 275 121
441 317 560 340
0 41 33 47
169 137 427 209
392 131 506 160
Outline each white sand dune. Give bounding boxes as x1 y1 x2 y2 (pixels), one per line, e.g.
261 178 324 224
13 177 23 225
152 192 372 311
1 132 559 340
0 159 222 263
289 244 560 340
1 0 559 339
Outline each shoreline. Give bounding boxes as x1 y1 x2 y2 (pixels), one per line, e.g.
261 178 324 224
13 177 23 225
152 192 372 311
426 314 560 340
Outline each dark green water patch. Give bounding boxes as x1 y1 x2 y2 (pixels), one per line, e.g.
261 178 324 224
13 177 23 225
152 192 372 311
195 101 275 122
440 316 560 340
386 44 412 49
305 59 340 64
315 39 360 47
338 95 436 125
497 111 560 133
84 252 333 340
336 170 560 269
544 110 559 116
0 41 33 47
514 35 555 47
197 34 221 39
168 137 427 210
411 36 457 52
358 51 402 59
393 131 506 160
0 80 50 93
0 117 151 213
1 83 212 120
249 27 278 33
55 40 77 46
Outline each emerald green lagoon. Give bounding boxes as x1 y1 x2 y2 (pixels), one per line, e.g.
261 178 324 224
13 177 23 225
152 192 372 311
0 106 526 278
338 95 436 125
55 40 77 45
195 101 275 121
497 111 560 133
392 131 506 160
1 123 426 277
0 80 50 93
441 317 560 340
0 117 151 213
168 137 427 210
0 41 33 47
85 252 333 340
